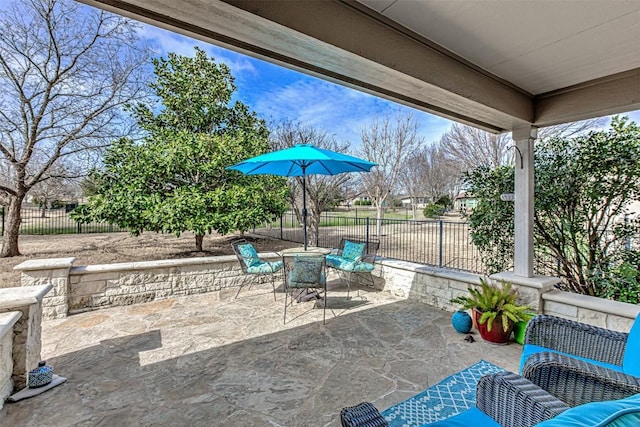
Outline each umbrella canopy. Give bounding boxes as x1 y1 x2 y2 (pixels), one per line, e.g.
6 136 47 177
227 144 376 177
227 144 376 249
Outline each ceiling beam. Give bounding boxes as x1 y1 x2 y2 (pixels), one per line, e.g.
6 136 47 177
535 68 640 127
79 0 534 133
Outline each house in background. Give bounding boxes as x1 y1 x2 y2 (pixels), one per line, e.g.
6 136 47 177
400 195 429 209
454 191 477 214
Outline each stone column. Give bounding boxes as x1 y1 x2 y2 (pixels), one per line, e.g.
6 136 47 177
0 285 52 391
14 257 75 319
512 126 537 278
0 311 22 406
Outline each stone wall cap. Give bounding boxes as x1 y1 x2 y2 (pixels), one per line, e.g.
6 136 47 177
543 290 640 320
0 284 53 309
14 257 76 271
69 252 280 275
0 311 22 338
378 257 483 284
490 271 560 290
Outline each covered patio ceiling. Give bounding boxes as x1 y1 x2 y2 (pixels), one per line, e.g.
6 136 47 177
80 0 640 134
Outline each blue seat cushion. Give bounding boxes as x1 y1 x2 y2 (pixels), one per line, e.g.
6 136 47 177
622 315 640 376
246 260 283 274
520 344 623 374
326 254 344 267
534 393 640 426
422 407 500 427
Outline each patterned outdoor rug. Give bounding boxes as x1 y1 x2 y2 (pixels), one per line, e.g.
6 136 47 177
381 360 505 427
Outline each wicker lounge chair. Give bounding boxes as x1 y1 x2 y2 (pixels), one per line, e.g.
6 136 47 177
340 371 640 426
520 314 640 406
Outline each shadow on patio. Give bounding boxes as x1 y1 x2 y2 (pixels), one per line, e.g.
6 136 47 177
1 282 521 426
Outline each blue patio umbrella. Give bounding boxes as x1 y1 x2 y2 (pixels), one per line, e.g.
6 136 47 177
227 144 376 250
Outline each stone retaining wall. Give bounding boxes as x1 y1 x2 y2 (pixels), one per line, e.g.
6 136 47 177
378 258 640 332
15 255 280 319
14 255 640 331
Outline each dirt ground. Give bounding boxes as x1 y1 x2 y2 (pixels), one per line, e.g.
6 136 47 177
0 232 301 289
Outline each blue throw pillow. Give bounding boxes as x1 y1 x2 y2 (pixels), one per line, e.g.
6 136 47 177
238 243 261 267
622 315 640 376
342 240 365 261
289 257 323 285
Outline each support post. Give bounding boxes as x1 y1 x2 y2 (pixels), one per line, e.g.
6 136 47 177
512 126 537 277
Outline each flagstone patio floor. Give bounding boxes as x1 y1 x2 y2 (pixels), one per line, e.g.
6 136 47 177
1 279 521 426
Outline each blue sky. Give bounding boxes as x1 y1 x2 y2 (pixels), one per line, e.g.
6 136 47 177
139 24 458 146
139 23 640 146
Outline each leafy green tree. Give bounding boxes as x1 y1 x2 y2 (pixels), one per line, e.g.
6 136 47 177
74 48 288 251
467 116 640 297
534 117 640 295
464 165 515 273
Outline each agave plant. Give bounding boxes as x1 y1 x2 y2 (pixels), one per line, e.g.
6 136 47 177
451 278 531 332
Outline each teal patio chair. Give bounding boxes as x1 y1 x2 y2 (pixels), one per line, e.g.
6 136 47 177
326 237 379 297
231 239 283 301
283 255 327 324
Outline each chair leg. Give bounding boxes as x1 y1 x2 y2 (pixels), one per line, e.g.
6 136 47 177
283 285 288 324
322 281 326 324
270 273 277 301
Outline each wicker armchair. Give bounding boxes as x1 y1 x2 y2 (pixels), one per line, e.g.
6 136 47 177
340 372 570 427
520 314 640 406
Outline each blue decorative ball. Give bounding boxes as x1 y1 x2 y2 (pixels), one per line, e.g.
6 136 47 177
452 310 473 334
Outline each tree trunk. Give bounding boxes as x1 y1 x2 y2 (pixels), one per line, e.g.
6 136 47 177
375 204 384 237
195 234 204 252
40 200 47 218
1 196 24 257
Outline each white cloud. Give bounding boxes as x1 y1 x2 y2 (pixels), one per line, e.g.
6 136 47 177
139 24 257 77
253 77 453 146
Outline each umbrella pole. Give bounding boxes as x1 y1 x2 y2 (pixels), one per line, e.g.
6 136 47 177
302 172 308 250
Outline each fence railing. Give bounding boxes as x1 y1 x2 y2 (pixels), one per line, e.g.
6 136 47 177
0 207 125 236
253 212 487 274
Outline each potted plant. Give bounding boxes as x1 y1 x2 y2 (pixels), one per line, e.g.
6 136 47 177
451 278 531 344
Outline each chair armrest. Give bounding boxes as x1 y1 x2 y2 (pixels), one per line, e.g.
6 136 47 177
477 372 569 427
525 315 627 365
522 352 640 406
340 402 388 427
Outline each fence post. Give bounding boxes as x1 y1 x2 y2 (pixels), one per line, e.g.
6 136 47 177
1 206 4 236
280 215 283 240
365 216 370 246
438 219 443 268
77 222 81 234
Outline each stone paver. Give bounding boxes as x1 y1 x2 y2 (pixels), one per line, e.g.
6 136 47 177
1 280 521 427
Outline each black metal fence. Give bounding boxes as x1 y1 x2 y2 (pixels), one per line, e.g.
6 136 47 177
0 206 125 236
253 211 487 274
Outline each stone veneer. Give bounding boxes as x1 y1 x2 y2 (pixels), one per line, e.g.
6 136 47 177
0 312 22 409
14 255 640 331
377 257 640 331
15 255 280 318
0 285 51 391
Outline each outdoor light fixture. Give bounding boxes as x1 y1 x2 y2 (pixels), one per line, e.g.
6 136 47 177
508 145 524 169
500 193 515 202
